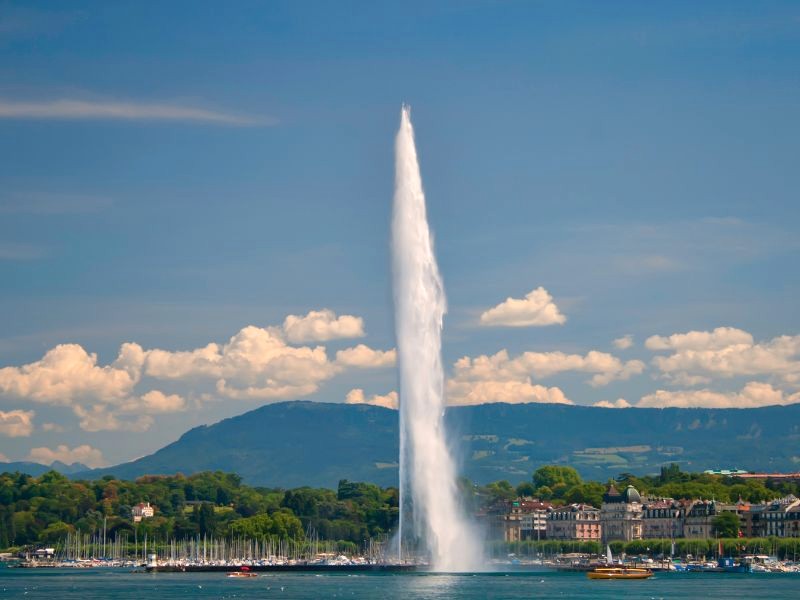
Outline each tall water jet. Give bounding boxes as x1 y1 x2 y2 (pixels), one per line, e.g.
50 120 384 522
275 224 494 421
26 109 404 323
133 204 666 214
392 105 482 571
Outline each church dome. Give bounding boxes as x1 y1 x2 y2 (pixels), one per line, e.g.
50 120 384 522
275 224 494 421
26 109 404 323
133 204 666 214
623 485 641 503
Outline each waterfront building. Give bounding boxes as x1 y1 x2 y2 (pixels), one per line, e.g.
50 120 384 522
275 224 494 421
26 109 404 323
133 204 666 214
762 495 800 538
485 498 552 542
517 499 552 541
546 503 601 541
736 498 761 538
600 484 642 542
132 502 155 523
641 498 684 540
681 500 736 538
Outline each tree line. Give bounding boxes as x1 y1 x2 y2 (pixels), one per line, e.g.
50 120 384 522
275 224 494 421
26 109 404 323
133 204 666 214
1 464 797 550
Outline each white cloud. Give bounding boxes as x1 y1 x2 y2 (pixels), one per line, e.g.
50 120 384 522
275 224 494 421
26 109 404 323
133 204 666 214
0 311 391 425
0 409 34 437
479 287 566 327
593 399 632 409
0 342 186 430
0 343 141 405
143 342 223 380
636 382 800 409
444 346 645 406
0 98 267 125
26 444 106 468
645 327 753 351
143 323 393 401
335 344 396 369
345 388 399 410
72 405 153 433
613 335 634 350
447 378 571 406
145 325 337 400
282 309 365 343
450 349 644 389
0 452 8 462
645 327 800 384
41 422 64 432
135 390 186 414
447 350 576 406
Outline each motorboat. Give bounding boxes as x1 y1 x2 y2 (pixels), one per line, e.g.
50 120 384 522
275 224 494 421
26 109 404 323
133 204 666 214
587 567 653 580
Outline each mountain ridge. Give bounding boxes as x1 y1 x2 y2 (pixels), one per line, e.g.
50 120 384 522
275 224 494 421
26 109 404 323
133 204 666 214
63 400 800 488
0 461 89 477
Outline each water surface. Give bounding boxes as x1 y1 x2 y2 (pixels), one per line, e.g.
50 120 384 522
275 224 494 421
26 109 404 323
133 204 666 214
1 568 798 599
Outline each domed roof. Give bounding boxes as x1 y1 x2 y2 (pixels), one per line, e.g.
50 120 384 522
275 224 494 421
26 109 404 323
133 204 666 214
623 485 641 504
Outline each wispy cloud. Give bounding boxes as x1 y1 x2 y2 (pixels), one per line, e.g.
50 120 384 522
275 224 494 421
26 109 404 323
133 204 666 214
0 242 47 260
0 192 113 215
0 99 272 126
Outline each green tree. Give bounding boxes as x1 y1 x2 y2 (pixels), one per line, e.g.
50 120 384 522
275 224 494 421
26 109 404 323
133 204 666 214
193 503 217 536
483 480 516 503
515 482 536 497
563 482 605 508
712 512 740 538
532 466 582 491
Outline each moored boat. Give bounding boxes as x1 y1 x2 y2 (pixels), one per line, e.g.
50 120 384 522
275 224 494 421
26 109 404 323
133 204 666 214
227 566 258 578
587 567 653 580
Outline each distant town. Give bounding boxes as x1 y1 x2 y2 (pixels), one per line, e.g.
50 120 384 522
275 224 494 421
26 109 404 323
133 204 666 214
0 463 799 575
485 479 800 544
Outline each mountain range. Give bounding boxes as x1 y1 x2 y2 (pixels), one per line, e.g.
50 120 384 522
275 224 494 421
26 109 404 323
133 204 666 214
0 460 90 477
59 400 800 488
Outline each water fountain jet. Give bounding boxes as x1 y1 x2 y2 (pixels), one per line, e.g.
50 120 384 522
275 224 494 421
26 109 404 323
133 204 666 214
392 105 483 571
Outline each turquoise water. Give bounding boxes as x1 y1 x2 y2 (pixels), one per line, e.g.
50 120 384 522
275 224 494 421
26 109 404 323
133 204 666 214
1 568 798 599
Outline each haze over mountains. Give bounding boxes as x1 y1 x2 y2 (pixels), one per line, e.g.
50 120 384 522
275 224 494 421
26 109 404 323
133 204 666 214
15 400 788 488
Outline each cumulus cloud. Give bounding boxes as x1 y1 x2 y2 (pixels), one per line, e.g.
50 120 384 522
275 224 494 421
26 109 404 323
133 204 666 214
283 309 365 343
0 342 160 431
593 399 632 409
345 388 398 410
447 378 571 406
335 345 396 369
645 327 753 351
0 98 267 126
449 348 645 390
41 422 64 432
0 310 391 429
447 350 579 406
444 345 647 406
144 324 394 400
613 335 634 350
26 444 106 468
135 390 186 414
72 405 153 433
0 409 34 437
645 327 800 384
637 382 800 409
479 287 566 327
144 325 338 400
0 343 140 405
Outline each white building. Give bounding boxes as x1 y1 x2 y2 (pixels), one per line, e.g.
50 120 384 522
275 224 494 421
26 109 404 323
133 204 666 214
132 502 155 522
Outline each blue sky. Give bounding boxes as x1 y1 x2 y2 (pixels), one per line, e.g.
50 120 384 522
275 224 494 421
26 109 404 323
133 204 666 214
1 1 799 467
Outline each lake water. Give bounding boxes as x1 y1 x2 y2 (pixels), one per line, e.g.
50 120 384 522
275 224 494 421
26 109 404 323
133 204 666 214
1 568 798 599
